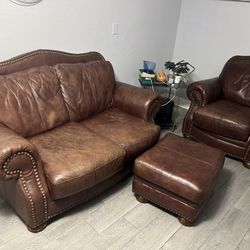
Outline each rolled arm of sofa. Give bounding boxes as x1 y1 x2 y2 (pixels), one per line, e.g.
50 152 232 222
0 124 43 181
113 82 162 122
187 78 222 107
0 124 49 231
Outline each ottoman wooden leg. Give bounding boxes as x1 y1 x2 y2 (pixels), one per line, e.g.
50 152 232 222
135 194 148 203
243 161 250 169
27 222 47 233
178 217 193 227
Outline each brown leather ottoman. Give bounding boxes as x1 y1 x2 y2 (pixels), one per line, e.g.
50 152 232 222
132 133 225 226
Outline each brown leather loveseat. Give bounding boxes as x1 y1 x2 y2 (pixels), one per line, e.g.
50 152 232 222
0 49 161 232
183 56 250 168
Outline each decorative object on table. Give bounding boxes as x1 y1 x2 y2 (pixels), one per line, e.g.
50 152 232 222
164 60 195 84
139 69 155 86
139 60 156 87
167 74 174 84
156 70 168 83
143 60 156 72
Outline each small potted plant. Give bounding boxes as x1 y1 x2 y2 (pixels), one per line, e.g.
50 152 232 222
165 60 195 84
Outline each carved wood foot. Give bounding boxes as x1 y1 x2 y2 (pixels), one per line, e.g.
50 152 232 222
135 194 148 203
178 217 193 227
243 161 250 169
27 222 47 233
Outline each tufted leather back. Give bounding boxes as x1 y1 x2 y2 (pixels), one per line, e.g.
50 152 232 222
0 65 69 137
0 50 115 137
219 56 250 107
55 61 115 121
0 49 104 75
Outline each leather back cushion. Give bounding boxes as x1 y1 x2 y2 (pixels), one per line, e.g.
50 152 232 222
55 61 115 121
219 56 250 107
0 65 69 137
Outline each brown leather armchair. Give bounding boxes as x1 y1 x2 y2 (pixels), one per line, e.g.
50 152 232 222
183 56 250 168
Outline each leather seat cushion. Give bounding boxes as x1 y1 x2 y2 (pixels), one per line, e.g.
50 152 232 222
29 122 125 200
193 99 250 141
134 133 225 205
81 108 161 159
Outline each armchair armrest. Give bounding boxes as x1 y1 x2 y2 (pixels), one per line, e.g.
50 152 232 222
113 81 162 122
187 78 222 106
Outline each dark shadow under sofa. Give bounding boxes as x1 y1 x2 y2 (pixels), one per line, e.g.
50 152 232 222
0 49 162 232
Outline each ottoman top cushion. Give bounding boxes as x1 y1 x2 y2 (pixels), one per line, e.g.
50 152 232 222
134 133 225 204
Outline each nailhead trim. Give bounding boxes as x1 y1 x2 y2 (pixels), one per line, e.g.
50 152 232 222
47 204 79 219
190 90 203 106
183 101 198 135
28 201 84 230
31 201 85 230
0 50 104 67
3 151 48 227
183 89 204 135
136 192 192 222
226 151 244 160
182 102 194 135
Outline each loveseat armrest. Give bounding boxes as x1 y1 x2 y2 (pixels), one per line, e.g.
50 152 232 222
0 124 42 181
0 124 49 231
187 78 222 107
113 82 162 122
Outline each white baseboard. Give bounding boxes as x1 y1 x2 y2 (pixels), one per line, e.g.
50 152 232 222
175 97 190 110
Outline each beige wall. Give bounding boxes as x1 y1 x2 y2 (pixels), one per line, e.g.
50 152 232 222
173 0 250 108
174 0 250 81
0 0 182 85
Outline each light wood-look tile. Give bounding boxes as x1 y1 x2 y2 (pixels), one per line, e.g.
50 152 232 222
213 157 240 191
234 187 250 213
237 228 250 249
203 164 250 225
0 205 36 244
0 234 49 250
41 199 103 241
237 240 250 250
43 220 98 250
122 213 181 250
101 178 133 203
242 228 250 242
200 208 250 250
0 240 5 249
83 218 139 250
161 214 217 250
124 203 162 231
84 186 138 233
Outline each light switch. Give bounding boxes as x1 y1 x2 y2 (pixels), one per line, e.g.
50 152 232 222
112 23 119 36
